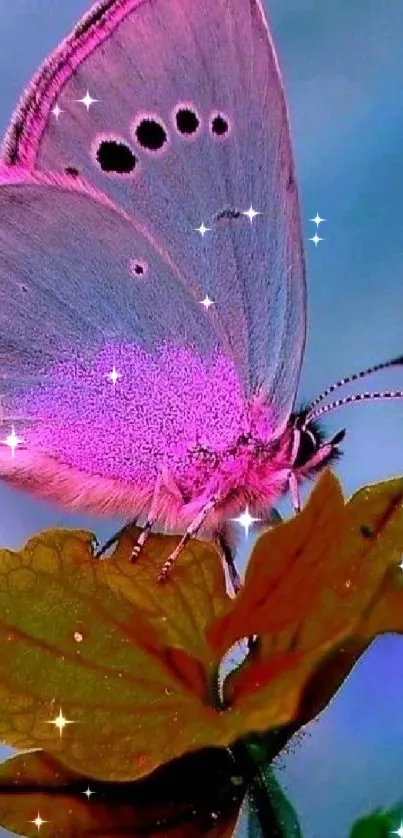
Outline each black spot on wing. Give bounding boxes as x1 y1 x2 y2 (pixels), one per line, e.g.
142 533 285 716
96 140 137 174
134 118 167 152
175 107 200 136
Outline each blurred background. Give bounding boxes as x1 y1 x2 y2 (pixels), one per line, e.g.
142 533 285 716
0 1 402 835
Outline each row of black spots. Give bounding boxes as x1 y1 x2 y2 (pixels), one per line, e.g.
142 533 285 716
172 107 230 138
88 108 231 176
173 107 230 140
133 108 230 149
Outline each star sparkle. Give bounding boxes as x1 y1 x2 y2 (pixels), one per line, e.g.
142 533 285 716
106 366 122 386
29 812 48 831
51 103 63 120
2 425 23 457
82 786 96 799
391 823 403 838
242 205 261 223
310 212 326 227
195 222 211 236
309 233 324 247
46 707 75 738
231 507 261 536
200 295 214 309
76 90 98 111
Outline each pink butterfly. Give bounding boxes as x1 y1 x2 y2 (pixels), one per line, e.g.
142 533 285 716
0 0 401 584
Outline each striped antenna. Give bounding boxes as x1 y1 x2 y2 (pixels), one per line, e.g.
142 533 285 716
306 390 403 424
307 355 403 411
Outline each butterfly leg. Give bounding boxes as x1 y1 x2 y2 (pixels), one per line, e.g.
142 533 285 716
288 471 301 513
158 494 220 583
94 514 156 563
130 517 154 562
93 520 137 559
216 533 241 594
130 472 167 561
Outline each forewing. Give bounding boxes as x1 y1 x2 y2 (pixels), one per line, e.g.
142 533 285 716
2 0 306 423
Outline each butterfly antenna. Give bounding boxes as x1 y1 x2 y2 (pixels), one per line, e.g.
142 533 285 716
307 355 403 412
306 389 403 424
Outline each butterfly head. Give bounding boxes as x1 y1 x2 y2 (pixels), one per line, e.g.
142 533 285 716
288 352 403 489
290 409 346 476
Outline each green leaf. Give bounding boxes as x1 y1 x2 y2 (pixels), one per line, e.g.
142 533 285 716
349 802 403 837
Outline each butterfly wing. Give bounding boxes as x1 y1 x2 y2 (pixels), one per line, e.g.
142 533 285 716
0 167 243 515
0 0 305 514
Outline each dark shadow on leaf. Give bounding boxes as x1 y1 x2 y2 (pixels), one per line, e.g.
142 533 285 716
0 747 245 837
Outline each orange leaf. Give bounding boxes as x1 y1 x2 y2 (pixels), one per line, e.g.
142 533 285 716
218 474 403 738
297 546 403 727
105 526 230 674
208 471 345 655
0 748 244 837
0 529 231 781
1 473 402 785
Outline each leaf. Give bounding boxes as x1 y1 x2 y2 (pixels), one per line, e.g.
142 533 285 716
208 471 345 655
348 802 403 837
1 472 403 785
288 479 403 726
107 526 229 671
210 472 403 738
0 747 245 838
0 528 232 781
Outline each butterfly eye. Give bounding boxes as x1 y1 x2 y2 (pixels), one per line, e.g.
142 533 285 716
210 111 230 138
293 427 319 469
95 139 137 174
174 105 201 137
133 115 168 152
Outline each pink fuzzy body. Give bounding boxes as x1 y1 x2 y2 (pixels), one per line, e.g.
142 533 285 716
0 342 293 533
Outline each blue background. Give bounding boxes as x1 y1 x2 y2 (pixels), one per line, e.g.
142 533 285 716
0 1 402 836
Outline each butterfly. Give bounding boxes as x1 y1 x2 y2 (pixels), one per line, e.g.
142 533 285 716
0 0 402 586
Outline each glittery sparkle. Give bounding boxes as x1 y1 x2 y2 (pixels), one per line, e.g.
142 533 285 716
51 103 63 120
2 425 23 457
106 366 122 386
200 295 214 309
231 506 261 535
46 707 75 738
242 205 261 223
76 90 98 110
29 812 48 831
195 222 211 236
310 212 325 227
309 233 324 247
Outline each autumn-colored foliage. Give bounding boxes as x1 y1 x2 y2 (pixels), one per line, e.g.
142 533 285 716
0 470 402 836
